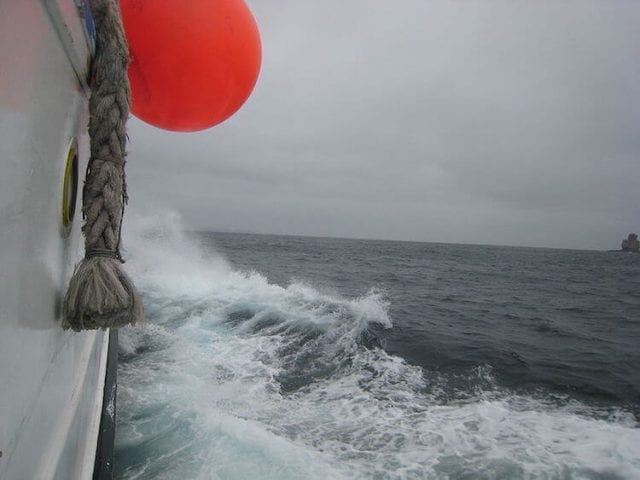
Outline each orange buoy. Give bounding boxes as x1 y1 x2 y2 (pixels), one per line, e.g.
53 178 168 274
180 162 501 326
120 0 262 132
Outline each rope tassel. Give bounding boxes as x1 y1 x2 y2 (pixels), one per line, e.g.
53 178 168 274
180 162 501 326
63 0 143 331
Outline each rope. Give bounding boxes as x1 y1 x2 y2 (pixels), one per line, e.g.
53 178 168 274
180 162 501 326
63 0 143 331
84 0 129 258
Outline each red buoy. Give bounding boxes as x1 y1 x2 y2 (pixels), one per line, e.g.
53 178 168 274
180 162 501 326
120 0 262 132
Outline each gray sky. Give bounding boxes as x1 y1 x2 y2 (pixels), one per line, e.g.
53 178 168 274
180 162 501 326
126 0 640 250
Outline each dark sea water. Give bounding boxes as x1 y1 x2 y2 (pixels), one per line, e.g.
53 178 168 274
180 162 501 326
115 219 640 480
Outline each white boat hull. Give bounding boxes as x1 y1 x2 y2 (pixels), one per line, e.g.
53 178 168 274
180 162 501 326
0 2 111 478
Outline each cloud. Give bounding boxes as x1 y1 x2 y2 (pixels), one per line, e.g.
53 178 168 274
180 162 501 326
126 0 640 249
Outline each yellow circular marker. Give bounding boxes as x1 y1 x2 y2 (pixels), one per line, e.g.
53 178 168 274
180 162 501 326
61 139 79 229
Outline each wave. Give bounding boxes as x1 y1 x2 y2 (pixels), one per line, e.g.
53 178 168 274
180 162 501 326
115 214 640 480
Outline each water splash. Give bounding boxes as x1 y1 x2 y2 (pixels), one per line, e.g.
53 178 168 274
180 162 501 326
115 214 640 480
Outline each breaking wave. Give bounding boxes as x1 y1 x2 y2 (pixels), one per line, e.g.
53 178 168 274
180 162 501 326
115 214 640 480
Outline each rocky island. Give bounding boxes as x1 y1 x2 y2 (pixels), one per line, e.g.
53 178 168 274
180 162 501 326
621 233 639 252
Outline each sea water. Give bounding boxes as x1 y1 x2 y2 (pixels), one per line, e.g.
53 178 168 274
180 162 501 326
114 215 640 480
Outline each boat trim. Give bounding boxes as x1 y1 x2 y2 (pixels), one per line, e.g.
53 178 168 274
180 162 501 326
41 0 92 96
93 330 119 480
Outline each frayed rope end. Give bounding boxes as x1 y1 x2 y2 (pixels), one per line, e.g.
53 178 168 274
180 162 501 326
62 256 144 331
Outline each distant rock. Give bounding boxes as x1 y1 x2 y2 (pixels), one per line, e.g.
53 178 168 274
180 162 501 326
621 233 639 252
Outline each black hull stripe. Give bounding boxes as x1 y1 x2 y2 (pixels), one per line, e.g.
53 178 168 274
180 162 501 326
93 329 118 480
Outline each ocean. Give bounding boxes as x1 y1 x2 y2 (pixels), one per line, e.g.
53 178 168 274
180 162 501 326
114 217 640 480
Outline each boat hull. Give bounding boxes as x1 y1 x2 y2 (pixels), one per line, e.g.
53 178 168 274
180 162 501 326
0 2 111 478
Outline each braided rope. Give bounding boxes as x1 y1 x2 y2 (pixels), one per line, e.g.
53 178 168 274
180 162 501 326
84 0 129 257
62 0 143 330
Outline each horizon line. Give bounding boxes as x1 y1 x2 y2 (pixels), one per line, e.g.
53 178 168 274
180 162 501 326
189 228 614 253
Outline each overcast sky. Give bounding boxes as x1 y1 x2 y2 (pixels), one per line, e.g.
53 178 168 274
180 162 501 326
126 0 640 250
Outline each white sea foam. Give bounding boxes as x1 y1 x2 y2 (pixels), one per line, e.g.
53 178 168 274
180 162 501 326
116 215 640 480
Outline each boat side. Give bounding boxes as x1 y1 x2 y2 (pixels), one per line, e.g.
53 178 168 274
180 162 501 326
0 2 111 478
